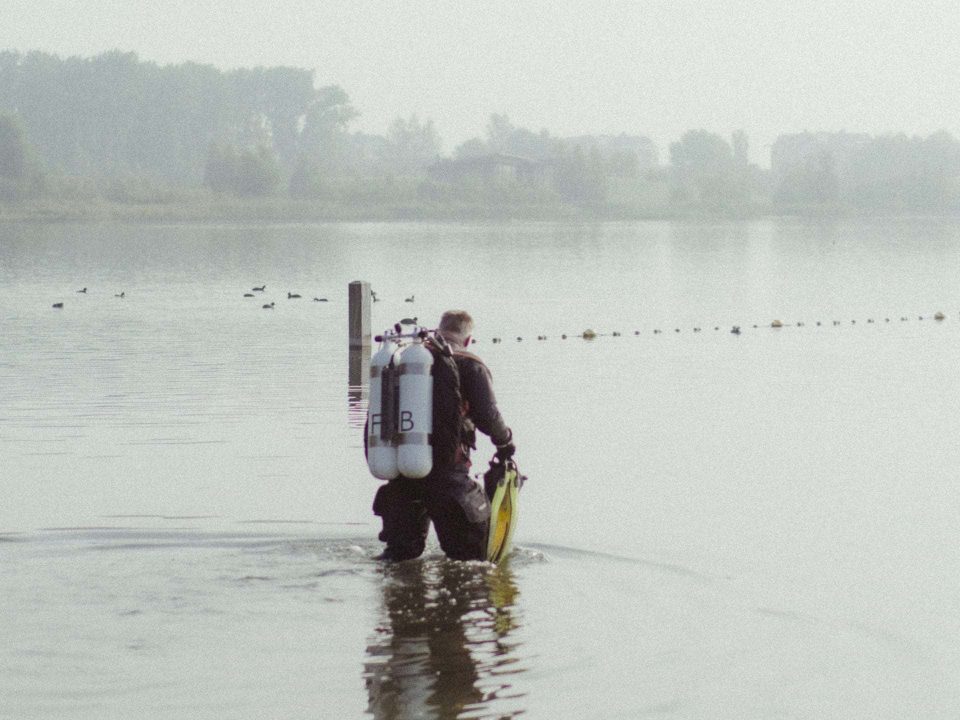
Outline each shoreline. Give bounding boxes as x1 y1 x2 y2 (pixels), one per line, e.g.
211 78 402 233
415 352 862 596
0 198 737 224
2 197 957 225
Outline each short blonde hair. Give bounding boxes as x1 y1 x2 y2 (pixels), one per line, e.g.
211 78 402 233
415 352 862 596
438 310 474 346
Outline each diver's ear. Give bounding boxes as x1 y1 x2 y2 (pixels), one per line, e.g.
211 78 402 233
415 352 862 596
464 335 472 347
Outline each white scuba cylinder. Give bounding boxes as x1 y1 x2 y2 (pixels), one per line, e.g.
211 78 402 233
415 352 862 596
396 338 434 478
367 337 400 480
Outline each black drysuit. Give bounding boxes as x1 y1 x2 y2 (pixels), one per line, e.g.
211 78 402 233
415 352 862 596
372 350 512 561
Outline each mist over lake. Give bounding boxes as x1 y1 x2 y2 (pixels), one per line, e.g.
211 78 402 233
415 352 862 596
2 218 960 718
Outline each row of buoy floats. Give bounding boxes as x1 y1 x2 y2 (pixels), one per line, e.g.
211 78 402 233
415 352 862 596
484 312 950 342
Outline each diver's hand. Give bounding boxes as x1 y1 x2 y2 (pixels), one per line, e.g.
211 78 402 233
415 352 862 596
495 441 515 460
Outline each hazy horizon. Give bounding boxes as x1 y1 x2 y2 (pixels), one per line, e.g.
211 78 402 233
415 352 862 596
2 1 959 167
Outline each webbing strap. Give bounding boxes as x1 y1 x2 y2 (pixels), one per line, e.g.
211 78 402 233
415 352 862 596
397 432 431 445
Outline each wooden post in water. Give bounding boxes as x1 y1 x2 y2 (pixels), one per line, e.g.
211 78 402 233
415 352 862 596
348 281 372 408
348 280 371 349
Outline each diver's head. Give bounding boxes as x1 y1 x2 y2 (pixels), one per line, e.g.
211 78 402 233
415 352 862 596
438 310 474 349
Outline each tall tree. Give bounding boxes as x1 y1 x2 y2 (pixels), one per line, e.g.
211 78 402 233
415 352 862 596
203 142 239 193
669 130 747 211
0 114 30 180
0 50 323 185
732 130 749 167
555 145 607 205
774 150 839 206
670 130 734 178
295 85 358 176
0 114 42 200
386 114 440 174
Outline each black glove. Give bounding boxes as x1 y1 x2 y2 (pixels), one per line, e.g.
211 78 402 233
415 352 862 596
495 441 515 460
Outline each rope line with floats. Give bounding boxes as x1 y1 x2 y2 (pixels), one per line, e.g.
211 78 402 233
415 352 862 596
481 311 952 343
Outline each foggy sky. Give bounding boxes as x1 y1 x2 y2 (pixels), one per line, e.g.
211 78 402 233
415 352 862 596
2 0 959 166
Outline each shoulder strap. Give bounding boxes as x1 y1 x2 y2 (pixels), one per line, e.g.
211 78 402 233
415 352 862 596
426 336 468 469
453 349 491 375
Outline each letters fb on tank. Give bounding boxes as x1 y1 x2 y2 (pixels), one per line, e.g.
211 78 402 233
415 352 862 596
366 323 434 480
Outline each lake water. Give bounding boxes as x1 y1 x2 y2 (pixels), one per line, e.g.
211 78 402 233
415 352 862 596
2 218 960 719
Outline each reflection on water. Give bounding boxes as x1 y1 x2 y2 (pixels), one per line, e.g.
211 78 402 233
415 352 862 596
349 344 371 430
364 559 525 719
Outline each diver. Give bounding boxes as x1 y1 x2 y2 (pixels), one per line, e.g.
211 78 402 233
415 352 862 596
371 310 515 562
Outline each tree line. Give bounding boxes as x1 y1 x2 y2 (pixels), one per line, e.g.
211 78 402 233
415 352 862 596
2 50 960 217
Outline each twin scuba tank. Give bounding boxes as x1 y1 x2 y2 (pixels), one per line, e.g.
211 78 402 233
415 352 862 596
367 325 439 480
